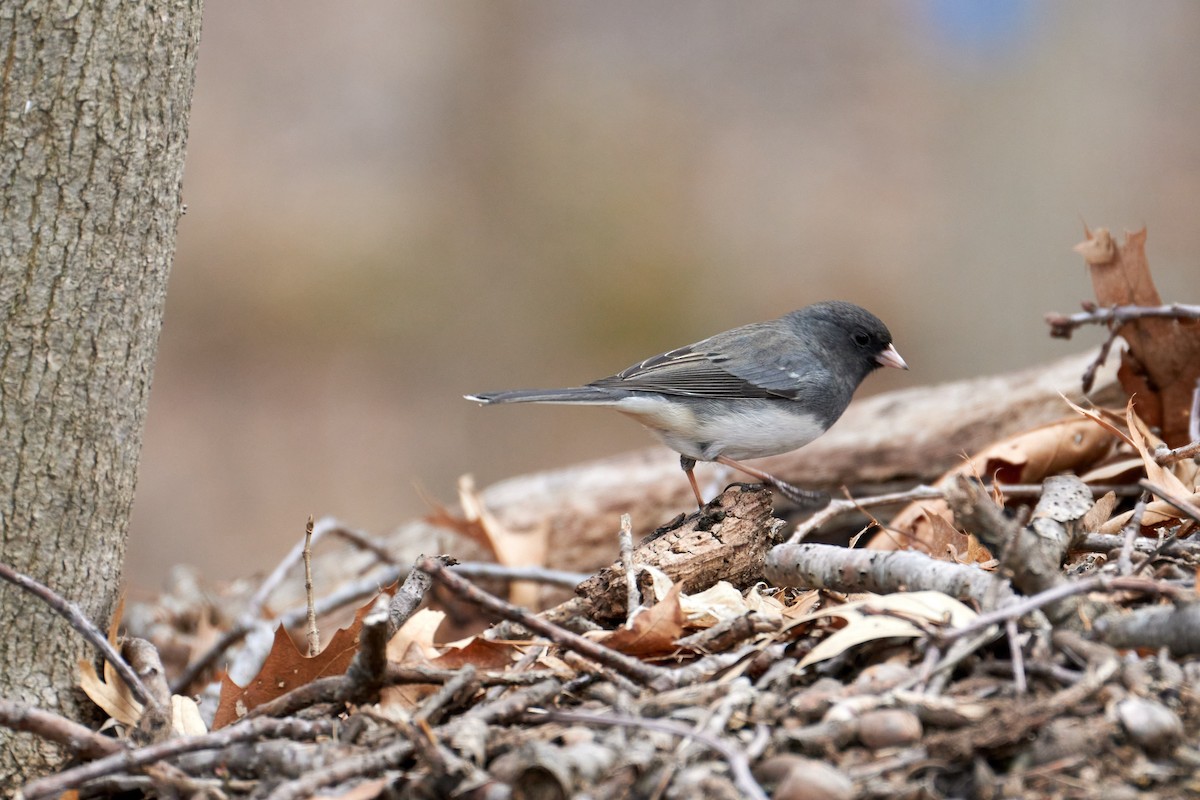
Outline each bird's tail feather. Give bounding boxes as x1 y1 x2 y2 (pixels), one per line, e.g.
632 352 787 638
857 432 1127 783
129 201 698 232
465 387 617 405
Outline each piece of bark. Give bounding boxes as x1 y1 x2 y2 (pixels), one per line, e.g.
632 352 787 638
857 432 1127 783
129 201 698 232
573 485 784 624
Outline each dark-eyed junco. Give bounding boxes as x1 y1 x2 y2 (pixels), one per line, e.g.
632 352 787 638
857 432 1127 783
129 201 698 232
466 301 906 507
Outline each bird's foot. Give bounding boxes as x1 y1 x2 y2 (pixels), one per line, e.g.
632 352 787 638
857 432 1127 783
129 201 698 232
769 478 830 509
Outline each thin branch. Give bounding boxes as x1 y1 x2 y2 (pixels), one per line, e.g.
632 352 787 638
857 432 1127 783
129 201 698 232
387 556 439 636
0 560 154 709
451 561 591 587
1140 479 1200 523
414 556 675 691
1116 493 1150 575
21 716 335 800
303 515 320 657
788 482 1139 544
0 700 123 761
938 574 1191 647
172 517 350 692
1076 531 1200 558
1005 617 1026 696
1080 326 1121 394
1155 436 1200 466
1046 303 1200 338
789 484 943 543
618 513 639 624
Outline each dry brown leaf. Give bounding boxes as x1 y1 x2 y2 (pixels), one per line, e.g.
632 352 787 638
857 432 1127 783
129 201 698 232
172 695 208 735
1056 398 1199 535
1100 492 1200 535
79 594 142 728
1060 395 1135 448
213 586 395 729
426 475 550 608
385 608 446 664
780 590 821 621
590 582 686 658
794 592 979 669
642 565 762 627
380 624 515 711
1075 227 1200 446
922 508 976 563
1126 401 1193 498
430 636 516 671
80 595 209 736
873 417 1112 554
744 583 788 616
1079 457 1143 484
1080 491 1118 532
78 659 142 728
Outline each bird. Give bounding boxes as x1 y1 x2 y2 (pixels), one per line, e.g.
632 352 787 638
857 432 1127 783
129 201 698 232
465 301 907 507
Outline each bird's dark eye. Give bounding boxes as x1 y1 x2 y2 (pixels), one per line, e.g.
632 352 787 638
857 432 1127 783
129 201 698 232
852 331 871 347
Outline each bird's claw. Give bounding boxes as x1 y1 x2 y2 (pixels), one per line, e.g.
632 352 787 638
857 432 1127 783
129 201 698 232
769 479 830 509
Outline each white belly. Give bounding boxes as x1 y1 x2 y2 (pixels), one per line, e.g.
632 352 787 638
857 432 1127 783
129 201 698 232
613 395 825 462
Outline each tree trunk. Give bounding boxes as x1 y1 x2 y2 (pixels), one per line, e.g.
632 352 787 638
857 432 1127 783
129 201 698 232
0 0 201 783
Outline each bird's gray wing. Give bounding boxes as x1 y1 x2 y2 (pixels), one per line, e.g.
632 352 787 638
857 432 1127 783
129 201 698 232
589 322 828 401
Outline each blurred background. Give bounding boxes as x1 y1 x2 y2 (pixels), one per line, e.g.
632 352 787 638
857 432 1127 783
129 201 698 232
127 1 1200 589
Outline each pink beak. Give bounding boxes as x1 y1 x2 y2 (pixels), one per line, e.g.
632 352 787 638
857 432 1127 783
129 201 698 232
875 344 908 370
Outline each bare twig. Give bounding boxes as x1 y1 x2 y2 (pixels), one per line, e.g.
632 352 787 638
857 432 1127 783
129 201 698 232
21 716 336 800
265 738 412 800
451 561 591 587
0 700 122 761
1093 596 1200 656
1080 326 1122 393
415 556 675 690
0 560 155 709
328 522 399 564
1076 531 1200 558
172 516 349 692
303 515 320 657
939 574 1191 647
123 639 173 746
789 482 1138 545
1005 617 1026 696
414 664 478 726
388 555 442 636
618 513 639 624
789 484 943 543
1154 438 1200 466
1046 303 1200 338
1139 479 1200 523
1116 493 1150 575
263 677 561 800
1047 303 1200 394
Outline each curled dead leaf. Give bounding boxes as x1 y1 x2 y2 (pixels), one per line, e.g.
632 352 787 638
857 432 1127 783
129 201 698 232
871 417 1112 556
1074 227 1200 446
792 591 980 669
426 474 550 608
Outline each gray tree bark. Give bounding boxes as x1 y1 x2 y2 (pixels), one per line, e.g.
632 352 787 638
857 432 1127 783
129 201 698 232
0 0 202 784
